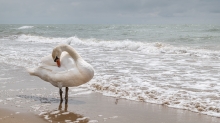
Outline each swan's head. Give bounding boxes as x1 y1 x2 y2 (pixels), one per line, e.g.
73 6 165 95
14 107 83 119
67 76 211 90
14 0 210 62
52 46 62 67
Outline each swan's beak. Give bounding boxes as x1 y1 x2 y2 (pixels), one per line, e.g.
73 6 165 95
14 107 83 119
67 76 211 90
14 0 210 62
56 59 61 67
54 56 61 67
56 59 60 67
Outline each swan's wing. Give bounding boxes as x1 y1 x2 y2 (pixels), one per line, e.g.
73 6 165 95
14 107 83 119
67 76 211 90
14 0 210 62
60 52 76 70
41 55 56 66
41 52 74 66
27 51 78 85
39 52 75 73
40 65 66 73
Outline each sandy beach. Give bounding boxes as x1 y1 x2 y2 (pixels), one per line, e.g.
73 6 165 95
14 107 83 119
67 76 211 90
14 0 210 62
0 63 219 123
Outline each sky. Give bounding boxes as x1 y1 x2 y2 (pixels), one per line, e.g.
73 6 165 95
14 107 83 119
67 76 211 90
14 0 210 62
0 0 219 24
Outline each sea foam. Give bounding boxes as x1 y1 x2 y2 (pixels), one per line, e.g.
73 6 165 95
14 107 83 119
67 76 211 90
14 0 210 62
14 34 220 59
17 26 34 29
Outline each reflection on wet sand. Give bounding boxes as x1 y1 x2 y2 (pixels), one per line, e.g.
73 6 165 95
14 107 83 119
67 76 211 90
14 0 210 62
41 103 89 123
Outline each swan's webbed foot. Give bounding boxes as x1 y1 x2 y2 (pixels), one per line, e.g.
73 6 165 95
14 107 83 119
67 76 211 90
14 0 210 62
65 87 69 104
59 88 63 103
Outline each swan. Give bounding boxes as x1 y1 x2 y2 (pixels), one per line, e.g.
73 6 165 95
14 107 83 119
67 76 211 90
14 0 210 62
27 44 94 103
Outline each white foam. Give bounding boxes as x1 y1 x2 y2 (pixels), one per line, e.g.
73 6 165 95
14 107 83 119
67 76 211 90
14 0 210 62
39 112 47 116
88 120 98 123
17 26 34 29
30 105 41 111
13 34 220 60
50 110 60 115
30 104 51 111
65 120 73 123
6 98 14 101
62 112 70 115
16 34 63 43
76 117 88 121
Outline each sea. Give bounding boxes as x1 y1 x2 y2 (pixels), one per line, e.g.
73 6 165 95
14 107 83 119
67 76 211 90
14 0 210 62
1 24 220 117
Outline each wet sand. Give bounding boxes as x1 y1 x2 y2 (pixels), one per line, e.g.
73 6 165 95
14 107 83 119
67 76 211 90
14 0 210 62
0 64 219 123
0 108 47 123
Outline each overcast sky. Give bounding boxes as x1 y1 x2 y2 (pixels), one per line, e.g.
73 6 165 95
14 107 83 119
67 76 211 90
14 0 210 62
0 0 219 24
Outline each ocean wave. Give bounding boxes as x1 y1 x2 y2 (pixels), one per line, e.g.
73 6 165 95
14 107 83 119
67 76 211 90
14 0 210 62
14 34 220 59
16 34 65 43
207 28 220 32
17 26 34 30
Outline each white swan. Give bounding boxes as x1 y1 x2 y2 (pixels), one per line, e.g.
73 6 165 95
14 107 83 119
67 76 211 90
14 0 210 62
27 44 94 103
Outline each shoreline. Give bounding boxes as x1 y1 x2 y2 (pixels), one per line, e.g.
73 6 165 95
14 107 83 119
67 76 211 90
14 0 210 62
0 64 219 123
0 92 219 123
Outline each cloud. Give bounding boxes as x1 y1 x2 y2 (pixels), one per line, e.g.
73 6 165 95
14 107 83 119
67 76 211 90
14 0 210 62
0 0 219 24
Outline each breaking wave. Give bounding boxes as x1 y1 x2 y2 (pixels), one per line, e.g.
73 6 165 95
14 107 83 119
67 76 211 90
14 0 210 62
14 34 220 59
17 26 34 30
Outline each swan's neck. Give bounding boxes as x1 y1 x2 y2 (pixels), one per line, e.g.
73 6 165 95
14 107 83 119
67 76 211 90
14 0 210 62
59 44 94 82
61 45 81 61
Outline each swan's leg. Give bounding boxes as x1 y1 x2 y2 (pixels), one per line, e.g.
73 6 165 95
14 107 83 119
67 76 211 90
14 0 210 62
65 87 69 104
64 102 68 111
59 88 63 103
58 102 62 110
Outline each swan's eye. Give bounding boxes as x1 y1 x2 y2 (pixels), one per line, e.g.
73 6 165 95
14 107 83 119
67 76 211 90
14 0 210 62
54 56 59 62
